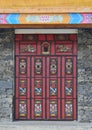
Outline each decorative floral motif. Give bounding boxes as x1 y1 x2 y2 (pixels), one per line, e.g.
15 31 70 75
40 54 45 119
65 100 73 118
21 44 36 53
0 14 7 24
57 45 72 52
19 79 26 95
65 80 73 96
19 100 27 118
65 58 73 74
35 80 42 95
50 59 57 75
50 80 57 96
35 100 42 117
0 14 92 24
50 100 57 117
35 59 42 74
82 14 92 23
40 15 50 23
19 59 27 74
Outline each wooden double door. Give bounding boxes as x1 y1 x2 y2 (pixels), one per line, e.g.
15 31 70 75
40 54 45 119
15 34 77 120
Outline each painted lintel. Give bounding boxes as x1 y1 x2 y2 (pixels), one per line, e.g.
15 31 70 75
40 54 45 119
0 14 92 24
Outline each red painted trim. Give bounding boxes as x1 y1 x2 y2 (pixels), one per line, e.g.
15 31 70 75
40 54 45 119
28 99 30 119
15 99 19 119
62 99 65 119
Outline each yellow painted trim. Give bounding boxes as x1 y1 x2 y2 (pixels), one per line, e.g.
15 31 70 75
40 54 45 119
0 0 92 8
0 7 92 13
0 0 92 13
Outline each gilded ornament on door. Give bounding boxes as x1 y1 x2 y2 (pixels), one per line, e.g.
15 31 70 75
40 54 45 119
65 59 73 74
41 42 50 54
50 100 57 117
35 59 42 74
19 100 27 118
65 80 73 96
35 100 42 117
50 80 57 96
21 44 36 52
65 100 73 118
57 45 72 52
19 59 27 74
19 79 26 95
50 59 57 75
35 80 42 95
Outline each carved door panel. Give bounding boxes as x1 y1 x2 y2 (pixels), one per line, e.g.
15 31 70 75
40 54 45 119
15 34 77 120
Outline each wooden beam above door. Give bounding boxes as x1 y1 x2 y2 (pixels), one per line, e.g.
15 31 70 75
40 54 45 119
0 0 92 13
0 24 92 29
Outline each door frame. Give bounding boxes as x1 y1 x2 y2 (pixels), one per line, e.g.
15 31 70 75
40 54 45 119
15 29 78 34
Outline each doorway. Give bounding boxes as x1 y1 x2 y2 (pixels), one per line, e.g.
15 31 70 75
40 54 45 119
15 34 77 120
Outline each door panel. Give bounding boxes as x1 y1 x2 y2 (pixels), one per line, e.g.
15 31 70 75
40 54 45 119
62 99 76 120
62 56 77 78
31 99 45 119
47 99 60 119
15 99 30 120
31 56 45 77
31 77 45 98
16 56 30 78
15 34 77 120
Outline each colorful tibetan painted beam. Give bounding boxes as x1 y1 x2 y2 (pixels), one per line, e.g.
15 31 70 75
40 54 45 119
0 14 92 24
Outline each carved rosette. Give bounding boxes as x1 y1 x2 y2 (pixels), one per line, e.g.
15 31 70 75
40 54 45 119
35 59 42 74
50 80 57 96
19 100 27 118
35 80 42 95
35 100 42 117
65 79 73 96
50 59 57 75
19 59 27 74
19 79 27 95
65 59 73 74
50 100 57 117
65 100 73 118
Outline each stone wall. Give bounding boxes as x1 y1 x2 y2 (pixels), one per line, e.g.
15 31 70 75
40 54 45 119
78 29 92 122
0 29 14 121
0 29 92 122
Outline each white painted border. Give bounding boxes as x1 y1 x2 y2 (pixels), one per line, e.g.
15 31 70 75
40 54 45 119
15 29 78 34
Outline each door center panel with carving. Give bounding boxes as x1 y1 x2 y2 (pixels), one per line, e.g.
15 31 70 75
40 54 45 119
15 34 77 120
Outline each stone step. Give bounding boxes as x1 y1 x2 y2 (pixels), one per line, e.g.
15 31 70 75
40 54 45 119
0 122 92 130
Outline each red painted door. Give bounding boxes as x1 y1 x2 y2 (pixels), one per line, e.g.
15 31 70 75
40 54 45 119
15 34 77 120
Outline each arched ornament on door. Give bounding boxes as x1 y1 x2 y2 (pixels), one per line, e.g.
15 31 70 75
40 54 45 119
41 42 50 54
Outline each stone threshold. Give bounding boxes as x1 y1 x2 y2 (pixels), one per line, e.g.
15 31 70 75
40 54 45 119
0 121 92 126
0 122 92 130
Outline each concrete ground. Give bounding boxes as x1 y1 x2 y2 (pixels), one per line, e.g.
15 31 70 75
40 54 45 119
0 121 92 130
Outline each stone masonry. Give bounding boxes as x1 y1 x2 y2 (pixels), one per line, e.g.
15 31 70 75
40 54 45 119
0 29 14 121
78 29 92 122
0 29 92 122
